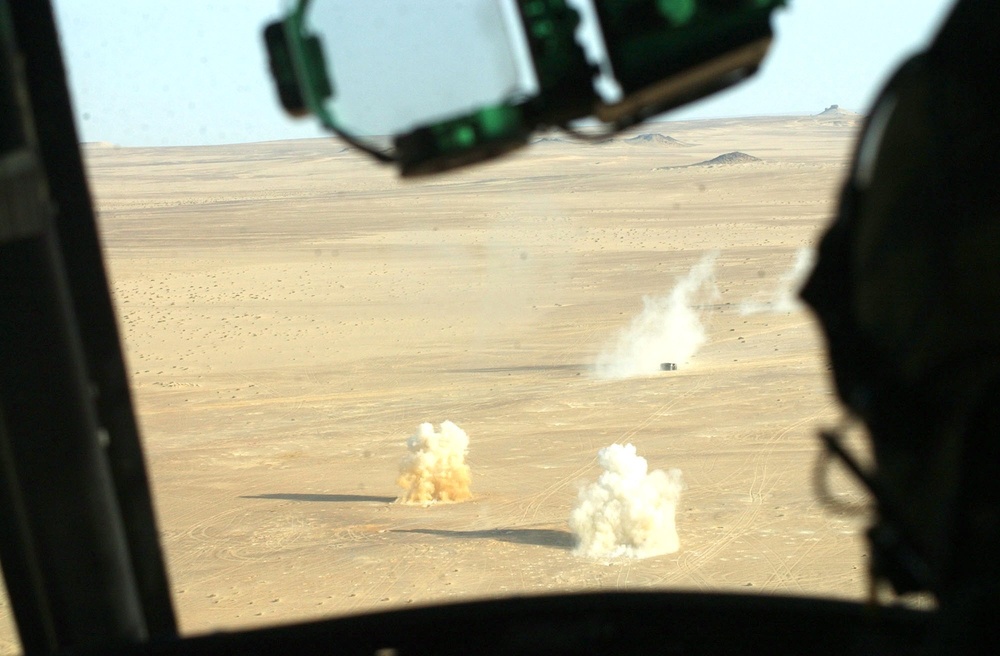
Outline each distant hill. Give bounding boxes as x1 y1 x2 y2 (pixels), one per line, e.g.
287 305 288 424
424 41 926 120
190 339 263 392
691 151 761 167
531 132 692 146
622 133 692 146
816 104 858 117
531 136 570 144
812 104 862 126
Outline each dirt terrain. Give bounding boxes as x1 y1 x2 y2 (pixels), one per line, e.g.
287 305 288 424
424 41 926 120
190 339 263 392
1 114 875 648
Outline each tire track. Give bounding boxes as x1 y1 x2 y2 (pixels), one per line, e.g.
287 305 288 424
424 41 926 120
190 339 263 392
661 405 834 589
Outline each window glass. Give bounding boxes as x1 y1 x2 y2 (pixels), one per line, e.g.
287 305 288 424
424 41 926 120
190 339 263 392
40 0 954 639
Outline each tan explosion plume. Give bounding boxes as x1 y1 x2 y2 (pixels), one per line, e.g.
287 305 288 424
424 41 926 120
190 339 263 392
569 443 683 559
397 421 472 504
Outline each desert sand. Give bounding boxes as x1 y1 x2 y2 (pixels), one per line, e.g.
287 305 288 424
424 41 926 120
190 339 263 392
2 113 877 648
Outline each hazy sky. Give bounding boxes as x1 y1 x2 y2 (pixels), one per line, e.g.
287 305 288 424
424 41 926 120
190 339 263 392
52 0 957 147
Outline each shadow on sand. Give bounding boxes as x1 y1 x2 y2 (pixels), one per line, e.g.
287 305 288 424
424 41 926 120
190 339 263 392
393 527 575 549
242 493 397 503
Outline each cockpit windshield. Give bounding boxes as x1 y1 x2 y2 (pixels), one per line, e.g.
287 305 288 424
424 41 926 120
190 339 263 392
0 1 955 649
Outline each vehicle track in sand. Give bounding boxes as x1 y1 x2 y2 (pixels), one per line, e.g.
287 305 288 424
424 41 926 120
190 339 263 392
658 406 836 590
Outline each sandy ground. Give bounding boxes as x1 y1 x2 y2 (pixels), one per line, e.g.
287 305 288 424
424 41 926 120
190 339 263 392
2 114 877 649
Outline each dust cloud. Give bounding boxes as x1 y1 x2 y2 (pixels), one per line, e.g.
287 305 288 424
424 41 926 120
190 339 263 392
396 421 472 504
739 247 815 315
569 443 683 559
593 253 719 378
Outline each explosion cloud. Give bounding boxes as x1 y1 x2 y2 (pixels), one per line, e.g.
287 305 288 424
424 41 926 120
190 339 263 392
397 420 472 504
739 247 815 315
594 253 719 378
569 443 683 559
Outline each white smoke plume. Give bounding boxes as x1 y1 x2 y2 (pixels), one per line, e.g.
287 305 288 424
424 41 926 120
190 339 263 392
570 443 683 559
594 253 719 378
397 421 472 504
739 247 816 315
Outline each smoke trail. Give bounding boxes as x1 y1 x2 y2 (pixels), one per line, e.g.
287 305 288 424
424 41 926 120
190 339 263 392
594 253 719 378
569 443 683 559
397 421 472 504
739 247 815 315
